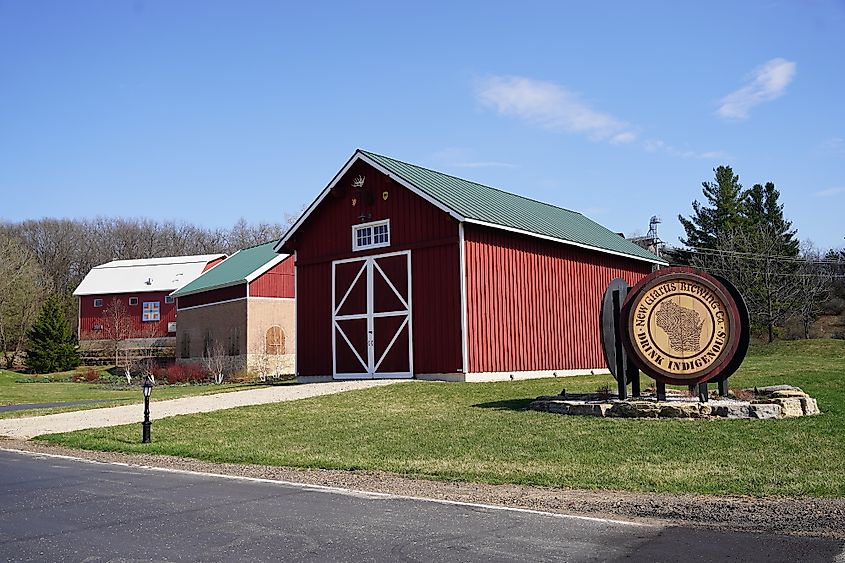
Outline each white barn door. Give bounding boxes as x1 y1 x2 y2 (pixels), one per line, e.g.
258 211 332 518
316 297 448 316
332 251 412 379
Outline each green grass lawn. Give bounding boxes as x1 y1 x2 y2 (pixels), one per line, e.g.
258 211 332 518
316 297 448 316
0 367 267 419
39 340 845 498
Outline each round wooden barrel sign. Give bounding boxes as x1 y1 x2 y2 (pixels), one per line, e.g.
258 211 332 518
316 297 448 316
620 267 744 386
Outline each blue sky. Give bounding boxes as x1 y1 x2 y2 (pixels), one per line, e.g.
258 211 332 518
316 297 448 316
1 1 843 249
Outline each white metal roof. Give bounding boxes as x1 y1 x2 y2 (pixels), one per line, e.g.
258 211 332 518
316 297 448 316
73 254 226 296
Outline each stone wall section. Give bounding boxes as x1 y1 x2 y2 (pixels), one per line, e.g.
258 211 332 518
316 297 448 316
176 297 295 377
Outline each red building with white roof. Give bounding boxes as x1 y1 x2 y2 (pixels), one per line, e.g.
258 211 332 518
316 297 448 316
73 254 225 343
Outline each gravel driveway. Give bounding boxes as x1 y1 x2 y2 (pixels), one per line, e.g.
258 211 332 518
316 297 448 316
0 380 397 439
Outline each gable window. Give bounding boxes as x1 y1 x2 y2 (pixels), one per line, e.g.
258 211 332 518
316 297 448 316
93 298 103 308
352 220 390 251
128 297 138 306
164 295 174 304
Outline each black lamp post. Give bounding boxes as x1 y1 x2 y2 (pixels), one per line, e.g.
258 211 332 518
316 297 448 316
142 375 153 443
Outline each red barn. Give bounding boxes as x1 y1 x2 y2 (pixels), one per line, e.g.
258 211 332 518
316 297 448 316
170 241 296 376
73 254 226 350
277 150 666 382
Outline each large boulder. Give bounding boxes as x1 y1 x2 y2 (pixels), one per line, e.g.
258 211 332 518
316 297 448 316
749 404 782 419
712 404 751 418
800 397 820 416
768 398 804 418
609 401 660 418
659 403 712 418
567 403 612 417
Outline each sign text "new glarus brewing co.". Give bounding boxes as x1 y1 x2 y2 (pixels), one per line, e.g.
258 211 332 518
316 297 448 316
621 267 744 386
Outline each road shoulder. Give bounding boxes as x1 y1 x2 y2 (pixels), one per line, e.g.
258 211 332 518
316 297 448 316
2 437 842 541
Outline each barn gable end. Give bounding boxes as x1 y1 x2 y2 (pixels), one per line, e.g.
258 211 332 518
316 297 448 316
282 158 464 378
281 149 664 382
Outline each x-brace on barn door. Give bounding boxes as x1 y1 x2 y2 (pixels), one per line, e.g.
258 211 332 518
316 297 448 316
332 251 412 379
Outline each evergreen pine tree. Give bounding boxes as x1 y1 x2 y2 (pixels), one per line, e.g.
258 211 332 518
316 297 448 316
24 295 81 373
678 166 747 249
743 182 799 256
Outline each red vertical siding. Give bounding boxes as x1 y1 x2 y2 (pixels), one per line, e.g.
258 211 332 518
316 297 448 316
296 262 333 375
79 291 177 339
287 160 462 376
175 284 247 309
203 256 226 272
464 224 652 373
249 255 295 298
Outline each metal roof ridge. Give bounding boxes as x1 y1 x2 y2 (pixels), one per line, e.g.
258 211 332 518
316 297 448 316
237 239 281 252
358 149 584 217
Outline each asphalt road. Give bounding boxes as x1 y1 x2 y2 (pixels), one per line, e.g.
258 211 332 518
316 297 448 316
0 450 842 562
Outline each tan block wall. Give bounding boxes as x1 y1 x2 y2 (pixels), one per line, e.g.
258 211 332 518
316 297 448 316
246 298 296 375
175 300 248 361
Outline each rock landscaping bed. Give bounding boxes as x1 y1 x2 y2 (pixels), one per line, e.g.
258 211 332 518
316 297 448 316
530 385 820 419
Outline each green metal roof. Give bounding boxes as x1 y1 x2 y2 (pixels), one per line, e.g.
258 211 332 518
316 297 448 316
359 150 666 264
171 240 284 297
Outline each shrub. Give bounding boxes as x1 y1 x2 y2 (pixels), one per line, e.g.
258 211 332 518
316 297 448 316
821 297 845 316
162 363 208 384
72 368 100 382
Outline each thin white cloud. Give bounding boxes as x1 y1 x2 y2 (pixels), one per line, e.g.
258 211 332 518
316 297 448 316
820 137 845 158
476 75 637 143
717 58 797 119
643 139 728 160
815 187 845 197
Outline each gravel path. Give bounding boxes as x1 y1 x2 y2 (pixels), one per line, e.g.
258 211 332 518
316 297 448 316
2 438 843 541
0 380 397 439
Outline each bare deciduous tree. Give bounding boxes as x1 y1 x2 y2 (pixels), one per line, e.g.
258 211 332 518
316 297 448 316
100 298 134 376
250 341 273 383
125 322 164 384
202 340 228 384
796 242 835 339
0 234 53 369
692 224 803 342
0 216 291 332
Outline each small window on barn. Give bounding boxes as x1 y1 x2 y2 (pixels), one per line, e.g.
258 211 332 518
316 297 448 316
164 295 174 304
352 219 390 252
265 326 285 355
128 297 138 306
93 323 103 332
93 298 103 307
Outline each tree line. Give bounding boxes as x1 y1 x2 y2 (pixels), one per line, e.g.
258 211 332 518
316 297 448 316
0 216 292 369
674 166 844 342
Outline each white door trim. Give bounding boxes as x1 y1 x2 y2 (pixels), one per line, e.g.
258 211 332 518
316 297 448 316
332 250 413 380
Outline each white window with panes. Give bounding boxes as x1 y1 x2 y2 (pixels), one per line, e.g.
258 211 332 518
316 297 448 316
352 220 390 252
